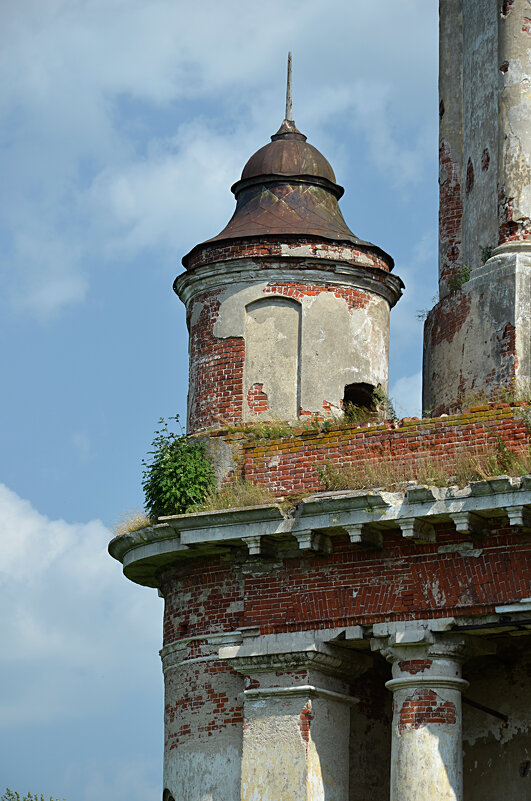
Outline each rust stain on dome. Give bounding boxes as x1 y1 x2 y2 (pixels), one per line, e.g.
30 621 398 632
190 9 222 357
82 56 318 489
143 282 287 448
183 119 390 268
241 120 337 185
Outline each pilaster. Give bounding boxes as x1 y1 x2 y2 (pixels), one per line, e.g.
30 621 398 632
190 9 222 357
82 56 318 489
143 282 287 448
220 630 370 801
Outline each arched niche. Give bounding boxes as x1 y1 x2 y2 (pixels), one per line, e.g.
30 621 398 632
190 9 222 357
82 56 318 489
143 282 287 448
243 296 301 421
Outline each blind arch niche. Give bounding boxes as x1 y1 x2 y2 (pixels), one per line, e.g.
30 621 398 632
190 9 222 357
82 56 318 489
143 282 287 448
243 296 301 421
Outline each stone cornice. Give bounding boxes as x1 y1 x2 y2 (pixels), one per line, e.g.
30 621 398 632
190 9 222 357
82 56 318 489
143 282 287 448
218 631 370 679
108 475 531 588
174 259 403 308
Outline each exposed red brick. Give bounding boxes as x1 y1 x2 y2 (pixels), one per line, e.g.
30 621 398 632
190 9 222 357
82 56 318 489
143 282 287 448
398 660 433 675
184 237 391 273
264 281 370 311
188 280 372 431
165 657 243 750
240 408 529 496
398 689 456 734
247 383 269 415
160 491 530 642
481 148 491 171
425 291 471 348
439 140 463 282
188 290 245 431
298 700 313 745
499 191 531 244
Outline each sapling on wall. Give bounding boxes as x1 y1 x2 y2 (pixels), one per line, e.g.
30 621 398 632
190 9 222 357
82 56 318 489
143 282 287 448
142 416 215 520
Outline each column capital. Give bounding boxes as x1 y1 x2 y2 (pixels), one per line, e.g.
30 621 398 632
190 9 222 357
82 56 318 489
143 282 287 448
371 622 494 667
220 630 370 680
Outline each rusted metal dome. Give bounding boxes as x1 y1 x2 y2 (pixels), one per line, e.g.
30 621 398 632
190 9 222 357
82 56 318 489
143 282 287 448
240 119 338 186
182 117 390 267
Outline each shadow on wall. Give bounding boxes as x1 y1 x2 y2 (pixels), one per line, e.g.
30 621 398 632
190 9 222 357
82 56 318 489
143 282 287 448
462 640 531 801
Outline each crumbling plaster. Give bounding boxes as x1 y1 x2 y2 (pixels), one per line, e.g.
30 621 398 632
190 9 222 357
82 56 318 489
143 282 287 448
423 253 531 413
461 0 499 268
463 640 531 800
498 0 531 236
183 261 396 422
162 658 243 801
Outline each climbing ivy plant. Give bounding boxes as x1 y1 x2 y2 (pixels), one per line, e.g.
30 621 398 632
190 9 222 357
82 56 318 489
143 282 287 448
142 416 215 520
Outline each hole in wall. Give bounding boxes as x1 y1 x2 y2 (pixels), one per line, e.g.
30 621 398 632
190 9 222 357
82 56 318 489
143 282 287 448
163 790 176 801
501 0 514 18
343 382 376 411
520 760 530 778
466 158 475 196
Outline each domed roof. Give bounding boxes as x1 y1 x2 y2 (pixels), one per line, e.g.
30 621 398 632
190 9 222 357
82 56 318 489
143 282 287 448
182 117 391 268
240 120 337 186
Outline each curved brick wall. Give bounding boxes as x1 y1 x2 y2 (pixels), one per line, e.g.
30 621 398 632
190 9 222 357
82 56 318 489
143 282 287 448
187 290 246 432
183 236 392 272
160 524 529 644
178 235 402 432
187 271 388 431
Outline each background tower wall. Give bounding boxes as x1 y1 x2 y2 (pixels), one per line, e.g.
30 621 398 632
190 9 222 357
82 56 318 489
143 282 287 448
424 0 531 414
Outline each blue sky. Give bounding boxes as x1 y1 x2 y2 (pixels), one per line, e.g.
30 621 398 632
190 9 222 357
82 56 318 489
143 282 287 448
0 1 438 798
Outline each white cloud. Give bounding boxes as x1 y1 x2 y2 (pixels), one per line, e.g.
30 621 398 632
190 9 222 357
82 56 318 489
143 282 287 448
0 0 437 318
0 483 161 727
390 371 422 418
87 121 250 259
71 431 92 462
72 758 160 801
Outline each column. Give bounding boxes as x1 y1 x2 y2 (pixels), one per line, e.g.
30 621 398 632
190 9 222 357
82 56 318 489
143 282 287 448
373 632 469 801
438 0 464 294
497 0 531 249
161 637 244 801
220 632 370 801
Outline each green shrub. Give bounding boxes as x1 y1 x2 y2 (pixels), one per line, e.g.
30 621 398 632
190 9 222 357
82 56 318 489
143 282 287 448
142 416 215 520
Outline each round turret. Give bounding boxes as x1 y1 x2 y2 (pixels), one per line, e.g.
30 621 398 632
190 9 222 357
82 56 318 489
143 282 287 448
175 112 403 433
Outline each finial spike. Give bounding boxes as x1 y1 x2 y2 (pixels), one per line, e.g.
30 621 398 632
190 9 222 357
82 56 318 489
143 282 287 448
285 52 293 122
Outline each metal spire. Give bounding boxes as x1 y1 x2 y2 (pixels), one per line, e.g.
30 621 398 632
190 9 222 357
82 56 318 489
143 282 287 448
271 51 305 141
285 52 293 122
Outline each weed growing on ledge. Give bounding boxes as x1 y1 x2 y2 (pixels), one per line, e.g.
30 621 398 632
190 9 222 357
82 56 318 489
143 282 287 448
317 442 531 493
142 416 215 519
448 264 471 292
111 509 152 537
191 480 276 512
458 380 531 413
480 244 494 264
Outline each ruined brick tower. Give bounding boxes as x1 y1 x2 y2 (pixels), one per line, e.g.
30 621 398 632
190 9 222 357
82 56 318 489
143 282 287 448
424 0 531 414
110 19 531 801
175 56 402 432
